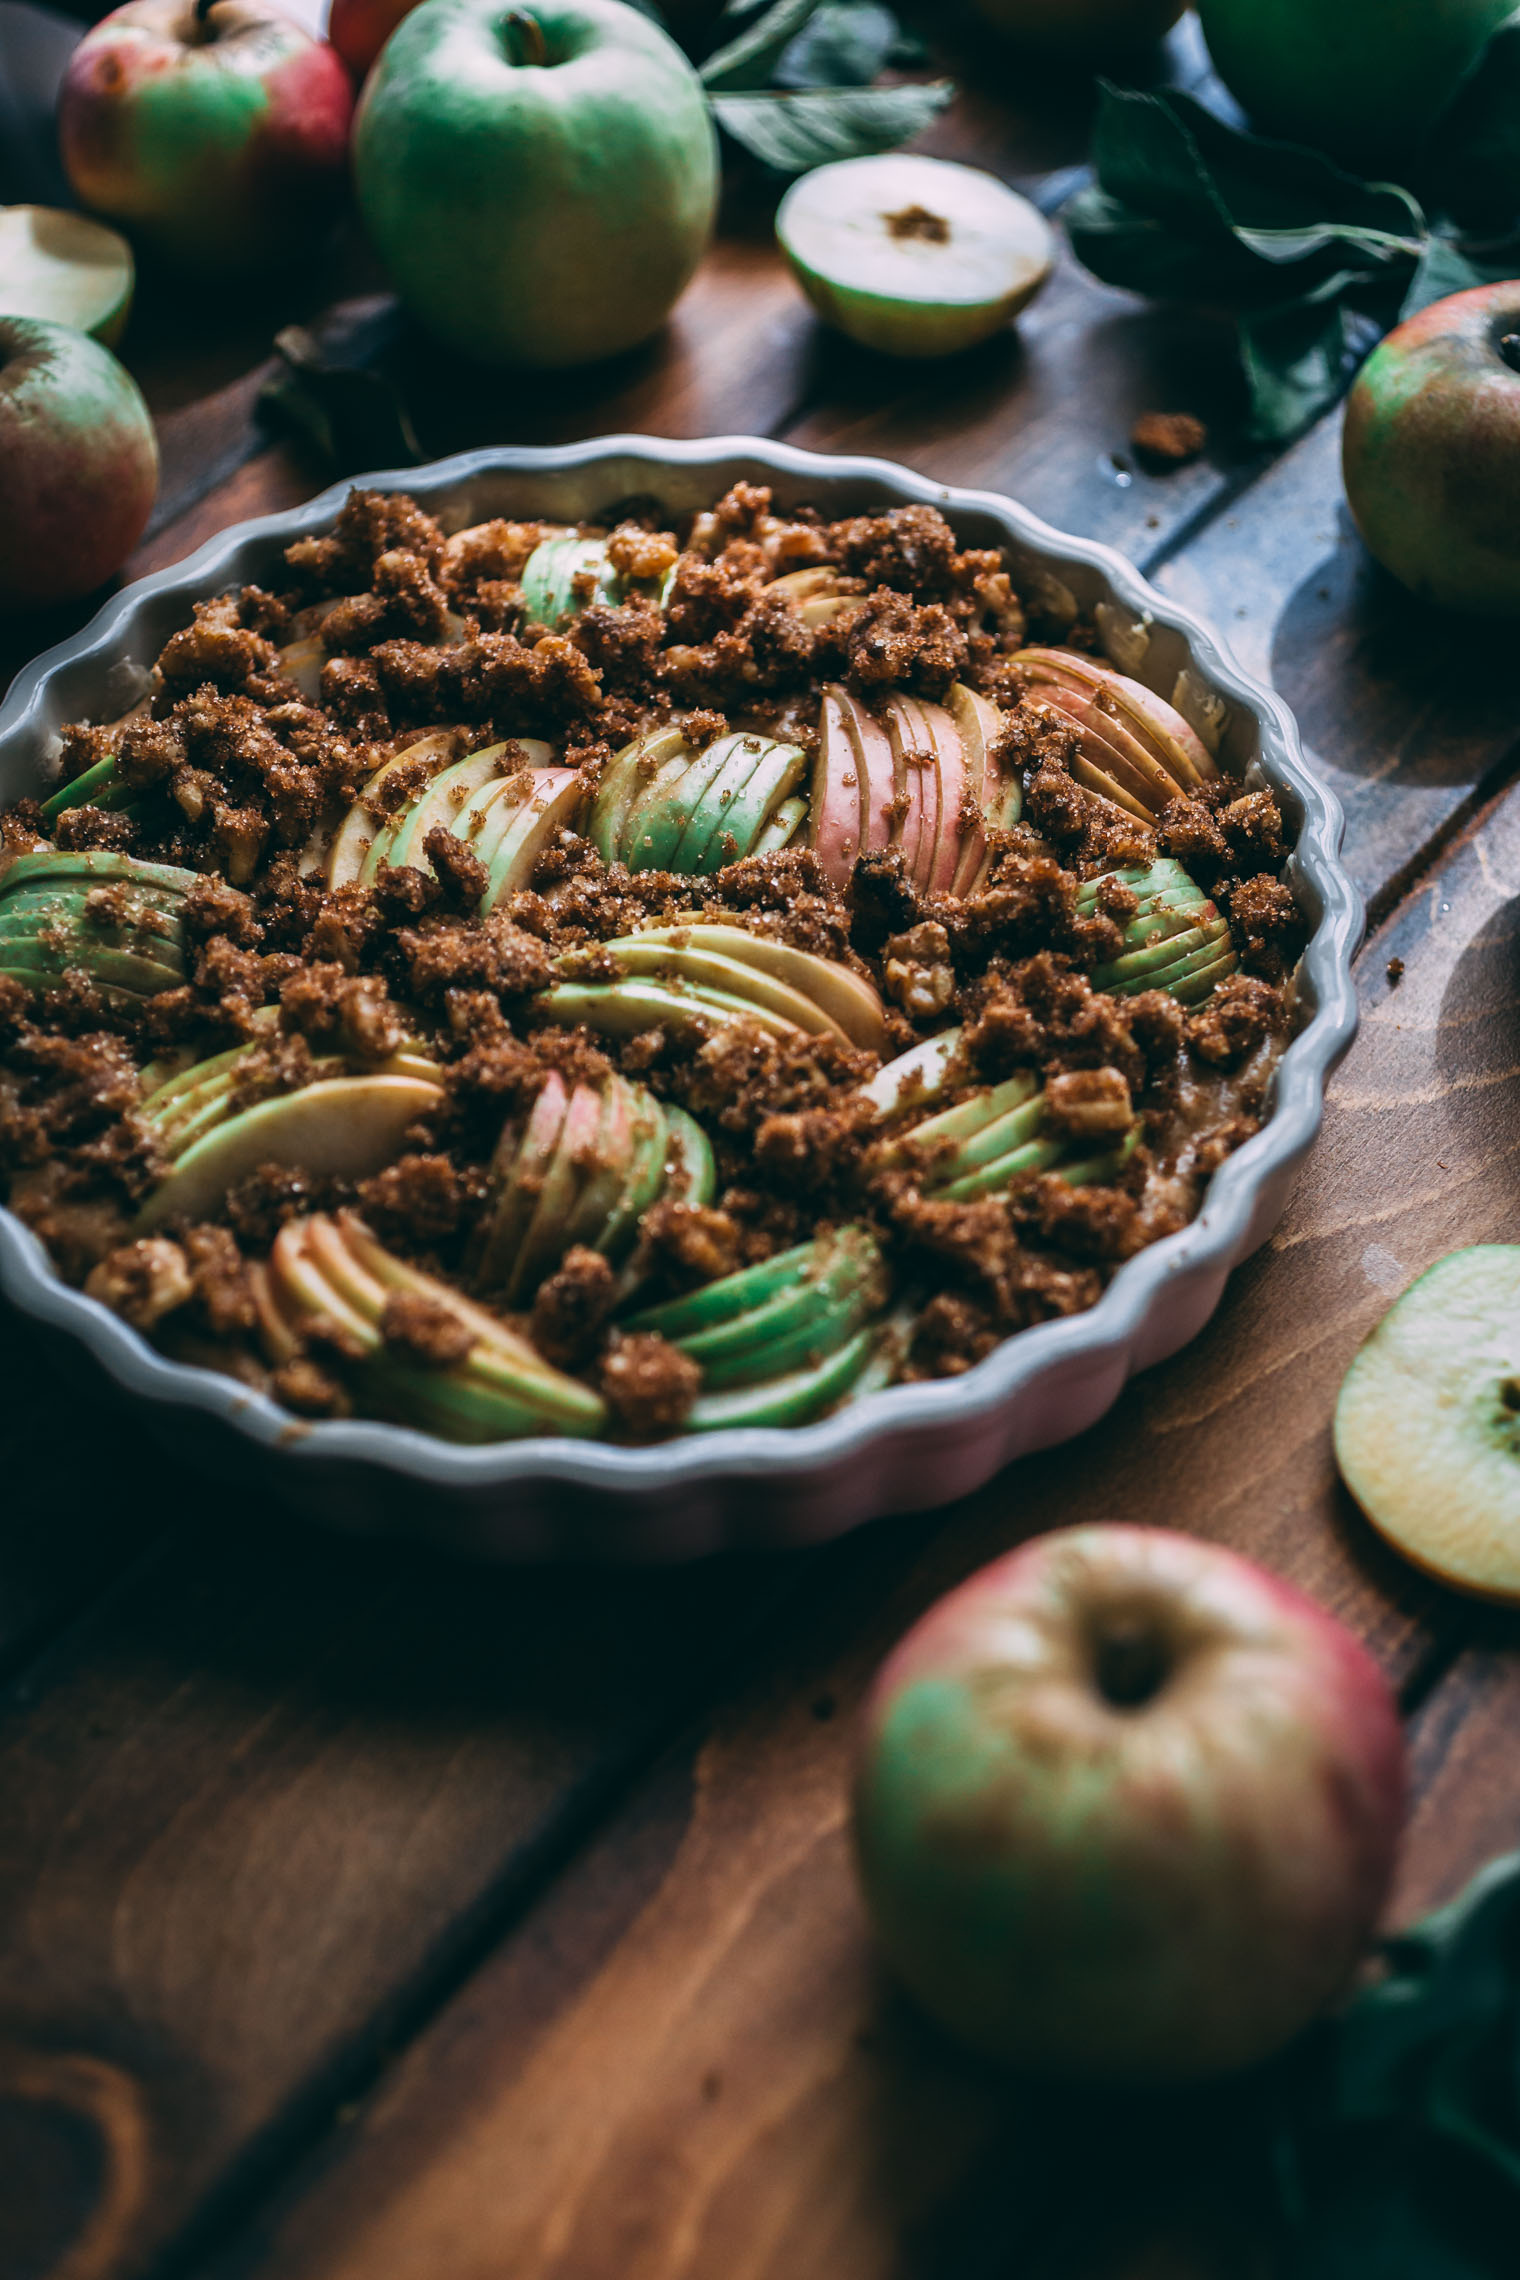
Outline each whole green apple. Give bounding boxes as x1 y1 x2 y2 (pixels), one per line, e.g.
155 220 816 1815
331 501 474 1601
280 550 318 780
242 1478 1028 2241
1196 0 1512 173
0 317 158 607
353 0 719 369
969 0 1183 55
854 1525 1406 2080
1343 282 1520 615
58 0 355 272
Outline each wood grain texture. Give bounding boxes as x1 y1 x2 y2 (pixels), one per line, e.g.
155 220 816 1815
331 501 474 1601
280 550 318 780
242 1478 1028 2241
193 737 1520 2280
1155 416 1520 911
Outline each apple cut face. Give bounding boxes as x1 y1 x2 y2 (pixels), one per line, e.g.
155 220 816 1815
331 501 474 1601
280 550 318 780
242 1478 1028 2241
776 152 1055 359
624 1226 895 1427
322 737 573 904
0 207 135 347
472 1068 715 1306
1012 649 1217 819
765 567 862 626
253 1211 607 1442
0 849 198 1004
1076 858 1237 1006
1335 1246 1520 1602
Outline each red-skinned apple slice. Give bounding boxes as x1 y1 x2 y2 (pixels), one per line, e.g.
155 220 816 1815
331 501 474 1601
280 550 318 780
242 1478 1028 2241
919 698 968 896
511 1079 604 1300
809 686 867 887
836 689 898 858
883 696 937 888
1016 649 1216 794
651 921 887 1053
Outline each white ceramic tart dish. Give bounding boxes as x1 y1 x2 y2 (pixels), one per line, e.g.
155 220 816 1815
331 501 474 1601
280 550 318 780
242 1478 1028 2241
0 437 1361 1560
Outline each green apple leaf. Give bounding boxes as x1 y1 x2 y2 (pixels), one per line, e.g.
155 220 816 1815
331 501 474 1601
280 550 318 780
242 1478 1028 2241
1273 1849 1520 2278
700 0 825 89
711 78 953 171
1399 231 1520 321
774 1 901 90
1236 278 1385 445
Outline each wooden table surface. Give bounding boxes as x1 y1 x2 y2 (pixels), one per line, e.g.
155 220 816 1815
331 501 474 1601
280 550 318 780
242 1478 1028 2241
5 15 1520 2278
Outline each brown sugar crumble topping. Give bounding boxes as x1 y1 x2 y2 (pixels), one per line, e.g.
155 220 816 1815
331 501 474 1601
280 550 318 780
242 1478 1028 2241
0 484 1302 1443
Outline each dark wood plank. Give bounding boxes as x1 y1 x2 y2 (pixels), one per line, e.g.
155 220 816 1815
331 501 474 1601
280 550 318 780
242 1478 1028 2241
183 685 1520 2280
1154 415 1520 913
0 1520 804 2280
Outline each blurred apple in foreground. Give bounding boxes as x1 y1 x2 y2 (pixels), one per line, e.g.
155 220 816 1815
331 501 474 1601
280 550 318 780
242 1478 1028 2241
1196 0 1511 174
971 0 1183 55
353 0 718 368
328 0 419 77
58 0 354 272
1343 283 1520 616
0 318 158 608
854 1525 1406 2080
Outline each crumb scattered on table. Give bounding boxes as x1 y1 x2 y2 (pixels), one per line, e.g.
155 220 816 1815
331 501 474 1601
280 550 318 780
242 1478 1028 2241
1131 413 1207 471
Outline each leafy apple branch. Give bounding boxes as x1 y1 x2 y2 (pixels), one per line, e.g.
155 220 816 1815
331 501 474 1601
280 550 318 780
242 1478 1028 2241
1064 12 1520 447
671 0 956 174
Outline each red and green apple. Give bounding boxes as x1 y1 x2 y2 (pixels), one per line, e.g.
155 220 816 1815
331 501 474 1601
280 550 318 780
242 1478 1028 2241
58 0 354 272
0 317 158 607
352 0 719 369
853 1524 1406 2079
1342 281 1520 616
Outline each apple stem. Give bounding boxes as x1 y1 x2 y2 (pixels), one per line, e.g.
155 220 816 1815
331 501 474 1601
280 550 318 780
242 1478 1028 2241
503 9 548 66
193 0 217 29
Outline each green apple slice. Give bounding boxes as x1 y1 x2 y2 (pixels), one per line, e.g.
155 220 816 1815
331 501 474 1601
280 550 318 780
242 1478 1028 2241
884 1068 1041 1159
269 1218 380 1353
1334 1247 1520 1603
136 1074 444 1231
520 535 619 630
475 1071 570 1294
479 768 585 912
623 738 738 874
641 922 887 1053
336 1213 563 1378
0 206 135 346
328 734 457 886
246 1258 303 1367
390 741 555 873
38 753 142 821
537 977 806 1043
626 1240 822 1340
670 735 769 874
698 739 808 869
594 938 837 1037
589 728 694 865
1057 1124 1143 1189
685 1325 880 1431
864 1028 964 1119
1092 916 1233 996
598 1095 670 1262
2 849 198 898
670 1227 886 1390
662 1103 717 1208
775 153 1054 360
557 1074 636 1253
752 794 808 854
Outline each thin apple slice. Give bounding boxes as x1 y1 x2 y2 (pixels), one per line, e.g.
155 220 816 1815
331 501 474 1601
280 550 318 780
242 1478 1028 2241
1023 678 1185 816
646 921 887 1053
596 939 839 1038
882 696 937 889
520 535 620 630
598 1095 670 1262
663 1104 717 1208
589 728 694 865
385 740 548 872
700 739 807 869
918 698 969 896
269 1218 380 1353
810 687 868 888
136 1075 444 1232
537 977 806 1042
475 1071 570 1294
478 768 585 912
835 689 899 860
277 634 326 702
327 734 457 886
509 1079 605 1301
246 1258 303 1367
662 1228 886 1391
337 1214 557 1378
670 735 768 874
752 794 808 854
1016 648 1216 797
623 738 737 874
863 1028 964 1119
767 568 857 626
684 1326 880 1431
